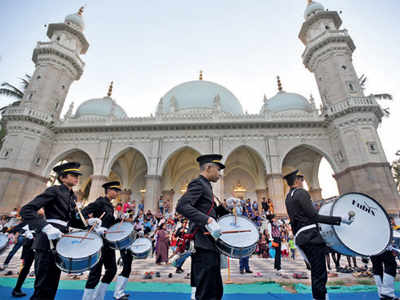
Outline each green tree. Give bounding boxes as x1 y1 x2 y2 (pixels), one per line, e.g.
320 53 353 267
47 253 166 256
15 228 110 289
392 151 400 192
0 74 31 149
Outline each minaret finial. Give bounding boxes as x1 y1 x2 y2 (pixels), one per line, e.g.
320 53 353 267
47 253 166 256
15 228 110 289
199 70 203 80
277 76 283 92
107 81 114 97
307 0 312 4
78 6 84 16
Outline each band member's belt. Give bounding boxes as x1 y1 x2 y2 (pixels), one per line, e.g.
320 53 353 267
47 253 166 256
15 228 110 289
294 224 317 240
47 219 68 227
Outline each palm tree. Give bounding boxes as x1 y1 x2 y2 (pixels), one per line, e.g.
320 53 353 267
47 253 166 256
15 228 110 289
359 74 393 116
392 151 400 192
0 74 31 149
0 74 31 109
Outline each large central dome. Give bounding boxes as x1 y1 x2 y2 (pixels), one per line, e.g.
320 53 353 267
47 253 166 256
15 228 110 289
158 80 243 115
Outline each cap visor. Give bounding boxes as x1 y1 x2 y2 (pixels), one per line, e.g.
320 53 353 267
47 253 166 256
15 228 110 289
215 162 226 170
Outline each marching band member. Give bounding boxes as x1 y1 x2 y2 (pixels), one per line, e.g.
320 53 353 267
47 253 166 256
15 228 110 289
11 208 44 297
283 169 354 300
176 154 229 300
20 162 92 300
81 181 128 300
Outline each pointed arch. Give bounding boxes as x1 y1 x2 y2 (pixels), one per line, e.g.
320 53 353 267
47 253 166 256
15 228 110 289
43 147 94 177
105 146 149 176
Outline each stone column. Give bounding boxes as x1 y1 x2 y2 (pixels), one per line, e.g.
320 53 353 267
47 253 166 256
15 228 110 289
309 188 323 201
88 175 107 203
211 173 224 204
144 175 161 213
266 174 286 217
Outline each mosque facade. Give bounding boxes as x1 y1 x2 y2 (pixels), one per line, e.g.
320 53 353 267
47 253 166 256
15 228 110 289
0 2 399 216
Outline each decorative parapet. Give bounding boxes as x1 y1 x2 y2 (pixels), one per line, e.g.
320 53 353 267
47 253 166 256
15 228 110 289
56 109 325 132
2 106 54 126
33 41 85 78
322 95 384 121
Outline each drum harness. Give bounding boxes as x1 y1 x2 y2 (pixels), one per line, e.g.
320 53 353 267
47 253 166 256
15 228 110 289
183 197 215 254
291 188 317 264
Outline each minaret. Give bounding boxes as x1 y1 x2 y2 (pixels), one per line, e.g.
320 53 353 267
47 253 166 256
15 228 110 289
21 6 89 119
0 8 89 210
299 1 400 213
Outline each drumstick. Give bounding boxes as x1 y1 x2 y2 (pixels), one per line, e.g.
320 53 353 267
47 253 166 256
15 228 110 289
81 212 105 243
204 229 251 235
104 230 124 234
74 200 88 227
62 234 94 240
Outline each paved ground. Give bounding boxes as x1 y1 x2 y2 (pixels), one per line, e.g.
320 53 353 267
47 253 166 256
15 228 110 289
0 245 374 285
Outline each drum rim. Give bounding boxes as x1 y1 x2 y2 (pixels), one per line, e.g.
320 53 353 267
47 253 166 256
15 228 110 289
130 237 152 254
56 230 103 257
329 192 392 256
216 214 259 258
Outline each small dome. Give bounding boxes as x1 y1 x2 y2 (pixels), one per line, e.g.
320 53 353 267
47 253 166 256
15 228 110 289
158 80 243 115
304 1 324 19
65 12 85 31
74 97 127 119
262 91 313 113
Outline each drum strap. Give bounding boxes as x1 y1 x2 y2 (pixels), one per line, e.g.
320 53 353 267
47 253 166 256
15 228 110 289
184 199 215 241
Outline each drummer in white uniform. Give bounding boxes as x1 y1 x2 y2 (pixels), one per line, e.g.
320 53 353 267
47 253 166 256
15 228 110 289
283 169 354 300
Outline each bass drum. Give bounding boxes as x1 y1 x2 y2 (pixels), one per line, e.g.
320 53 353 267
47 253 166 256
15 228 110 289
319 192 391 257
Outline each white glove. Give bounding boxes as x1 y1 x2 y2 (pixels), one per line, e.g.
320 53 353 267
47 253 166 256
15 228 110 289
42 224 62 240
121 213 130 220
88 218 102 228
341 214 355 225
94 226 107 236
205 218 221 240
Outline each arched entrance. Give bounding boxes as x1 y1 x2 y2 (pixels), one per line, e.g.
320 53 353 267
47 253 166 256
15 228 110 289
224 146 267 211
282 145 338 201
109 148 148 206
161 147 201 212
47 149 94 204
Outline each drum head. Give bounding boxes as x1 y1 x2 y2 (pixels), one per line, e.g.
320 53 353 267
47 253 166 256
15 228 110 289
131 238 152 254
105 222 134 242
218 215 259 248
56 231 103 258
331 193 391 256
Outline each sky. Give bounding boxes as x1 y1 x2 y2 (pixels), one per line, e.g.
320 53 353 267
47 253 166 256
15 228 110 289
0 0 399 198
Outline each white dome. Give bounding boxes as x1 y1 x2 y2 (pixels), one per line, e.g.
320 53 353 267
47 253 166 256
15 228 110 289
158 80 243 115
74 97 127 119
304 1 325 19
262 91 313 113
65 12 85 31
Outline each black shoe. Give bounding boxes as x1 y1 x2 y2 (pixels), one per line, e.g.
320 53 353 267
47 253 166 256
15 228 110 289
245 270 253 273
240 270 244 274
155 271 161 277
176 268 184 273
12 289 27 297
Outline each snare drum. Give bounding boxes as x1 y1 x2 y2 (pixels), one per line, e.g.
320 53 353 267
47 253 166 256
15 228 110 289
319 192 391 257
56 230 103 273
215 215 259 258
105 222 136 250
0 233 8 254
130 237 152 259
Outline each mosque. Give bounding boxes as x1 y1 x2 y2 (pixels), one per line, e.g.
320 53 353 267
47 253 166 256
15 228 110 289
0 2 399 216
